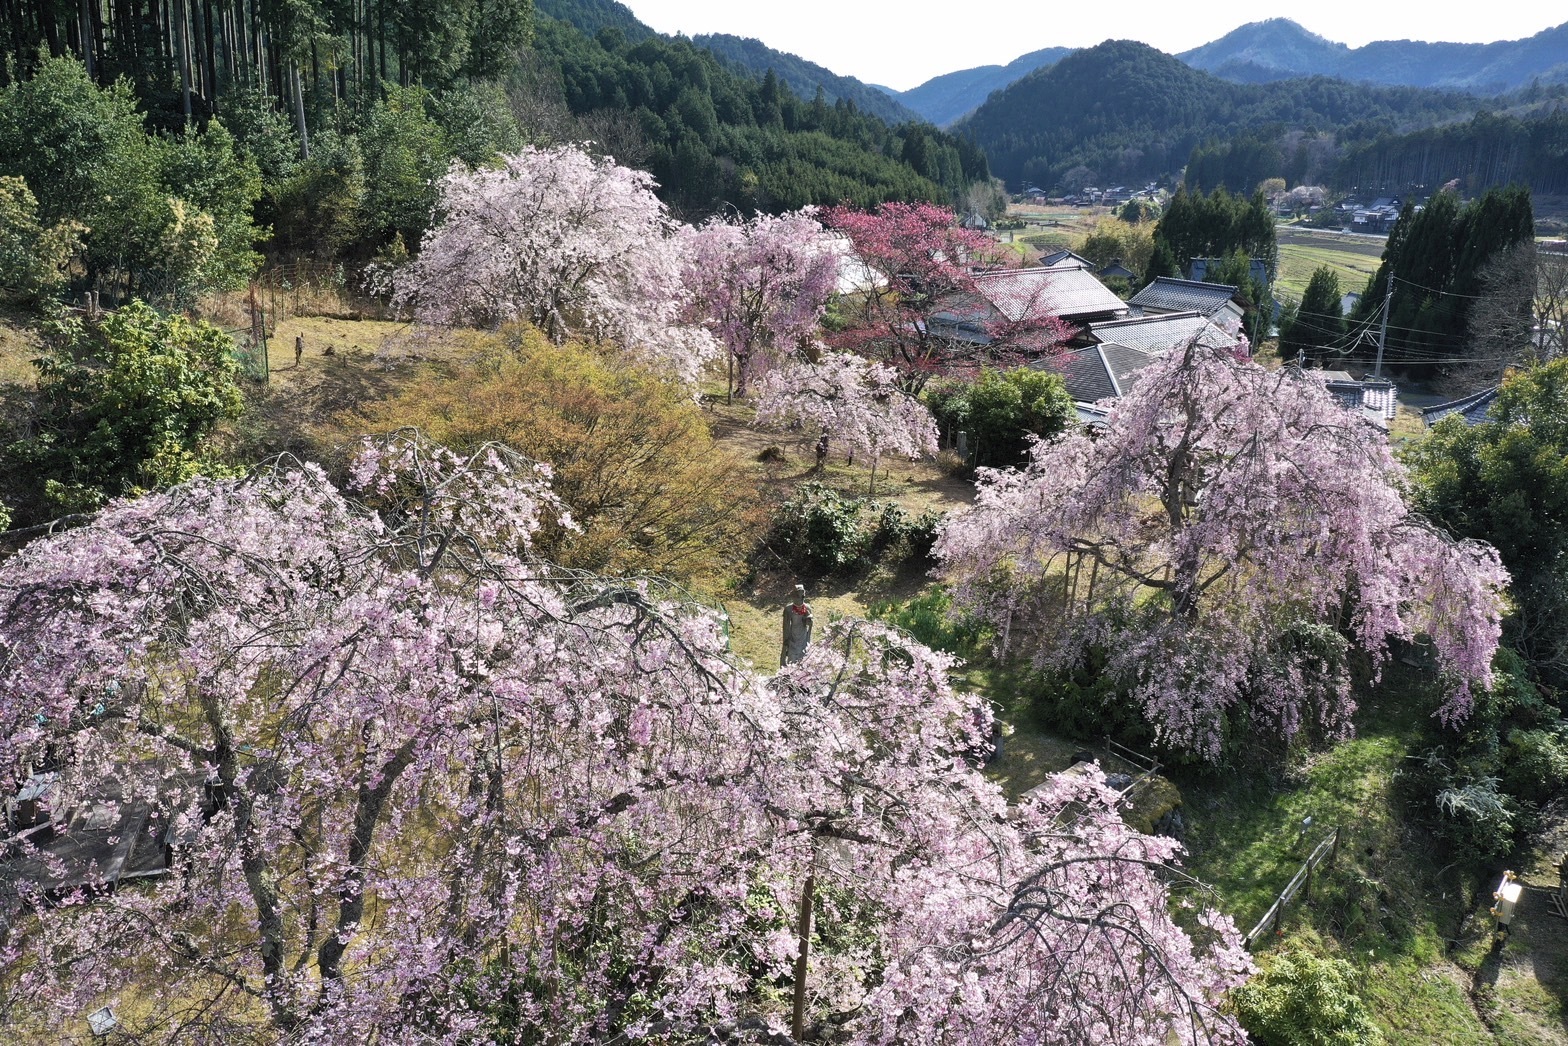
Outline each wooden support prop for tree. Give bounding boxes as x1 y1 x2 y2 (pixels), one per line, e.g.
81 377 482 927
791 869 816 1041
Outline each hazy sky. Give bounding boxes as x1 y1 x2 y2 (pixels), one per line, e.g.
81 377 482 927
618 4 1566 93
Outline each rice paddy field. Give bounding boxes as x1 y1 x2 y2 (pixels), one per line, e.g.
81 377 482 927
1275 224 1389 303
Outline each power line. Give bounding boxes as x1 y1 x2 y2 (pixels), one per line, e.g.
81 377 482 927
1390 274 1488 300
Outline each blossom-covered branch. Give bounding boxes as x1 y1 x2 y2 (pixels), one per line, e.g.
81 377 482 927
938 340 1509 759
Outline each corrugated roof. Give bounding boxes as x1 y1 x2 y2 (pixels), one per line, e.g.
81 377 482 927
1129 277 1239 319
970 265 1128 323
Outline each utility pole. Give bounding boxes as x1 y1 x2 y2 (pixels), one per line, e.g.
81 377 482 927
1373 270 1394 378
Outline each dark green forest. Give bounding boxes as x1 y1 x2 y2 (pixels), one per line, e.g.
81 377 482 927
525 15 987 215
1335 108 1568 198
691 33 920 127
0 0 991 301
959 38 1568 200
1350 185 1535 369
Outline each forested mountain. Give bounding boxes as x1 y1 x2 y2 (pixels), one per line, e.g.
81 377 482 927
1335 107 1568 197
537 0 922 125
957 40 1490 193
693 33 922 126
526 15 989 215
0 0 988 259
885 47 1073 126
1181 18 1568 93
532 0 656 43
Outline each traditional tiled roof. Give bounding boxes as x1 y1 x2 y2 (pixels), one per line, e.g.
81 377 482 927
1129 277 1240 319
1084 312 1237 355
1189 258 1270 286
968 265 1128 323
1314 373 1398 430
1422 387 1499 427
1036 343 1156 405
1040 249 1095 268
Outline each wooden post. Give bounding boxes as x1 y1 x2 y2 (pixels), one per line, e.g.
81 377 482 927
1066 552 1078 617
791 871 815 1042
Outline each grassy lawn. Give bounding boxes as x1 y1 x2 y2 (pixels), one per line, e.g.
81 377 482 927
1176 660 1506 1040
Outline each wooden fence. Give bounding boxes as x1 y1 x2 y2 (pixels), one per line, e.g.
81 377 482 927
1243 826 1341 949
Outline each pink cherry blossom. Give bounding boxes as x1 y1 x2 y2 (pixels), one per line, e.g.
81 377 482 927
0 433 1249 1042
938 341 1509 760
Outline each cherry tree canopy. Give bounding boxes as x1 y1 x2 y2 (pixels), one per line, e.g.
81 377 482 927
0 433 1250 1042
680 210 839 397
756 350 938 479
393 146 716 385
938 341 1509 760
822 202 1070 391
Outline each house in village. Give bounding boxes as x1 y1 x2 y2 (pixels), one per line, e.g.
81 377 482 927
1188 257 1271 287
1345 196 1405 234
3 761 211 912
1032 311 1243 422
1421 386 1499 427
1039 248 1096 269
1097 259 1139 282
931 264 1130 350
1315 369 1399 431
1128 277 1246 331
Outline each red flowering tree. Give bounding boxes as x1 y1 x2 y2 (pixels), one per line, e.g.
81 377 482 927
0 433 1251 1042
937 341 1509 760
822 202 1070 392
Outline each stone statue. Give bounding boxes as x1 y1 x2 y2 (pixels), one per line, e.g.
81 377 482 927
781 584 813 665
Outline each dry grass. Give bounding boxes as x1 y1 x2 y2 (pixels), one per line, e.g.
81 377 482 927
0 304 41 386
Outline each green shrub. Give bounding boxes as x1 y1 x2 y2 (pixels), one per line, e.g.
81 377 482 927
1503 727 1568 804
0 176 81 304
764 483 872 574
1231 946 1385 1046
923 367 1072 469
1397 751 1521 863
3 301 244 523
762 484 942 577
868 586 986 657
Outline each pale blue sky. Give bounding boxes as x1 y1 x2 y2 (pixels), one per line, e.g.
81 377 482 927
619 4 1566 93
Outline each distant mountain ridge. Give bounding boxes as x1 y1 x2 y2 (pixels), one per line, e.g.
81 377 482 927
885 19 1568 125
1179 18 1568 92
956 40 1489 191
536 0 926 125
885 47 1074 126
693 33 923 125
